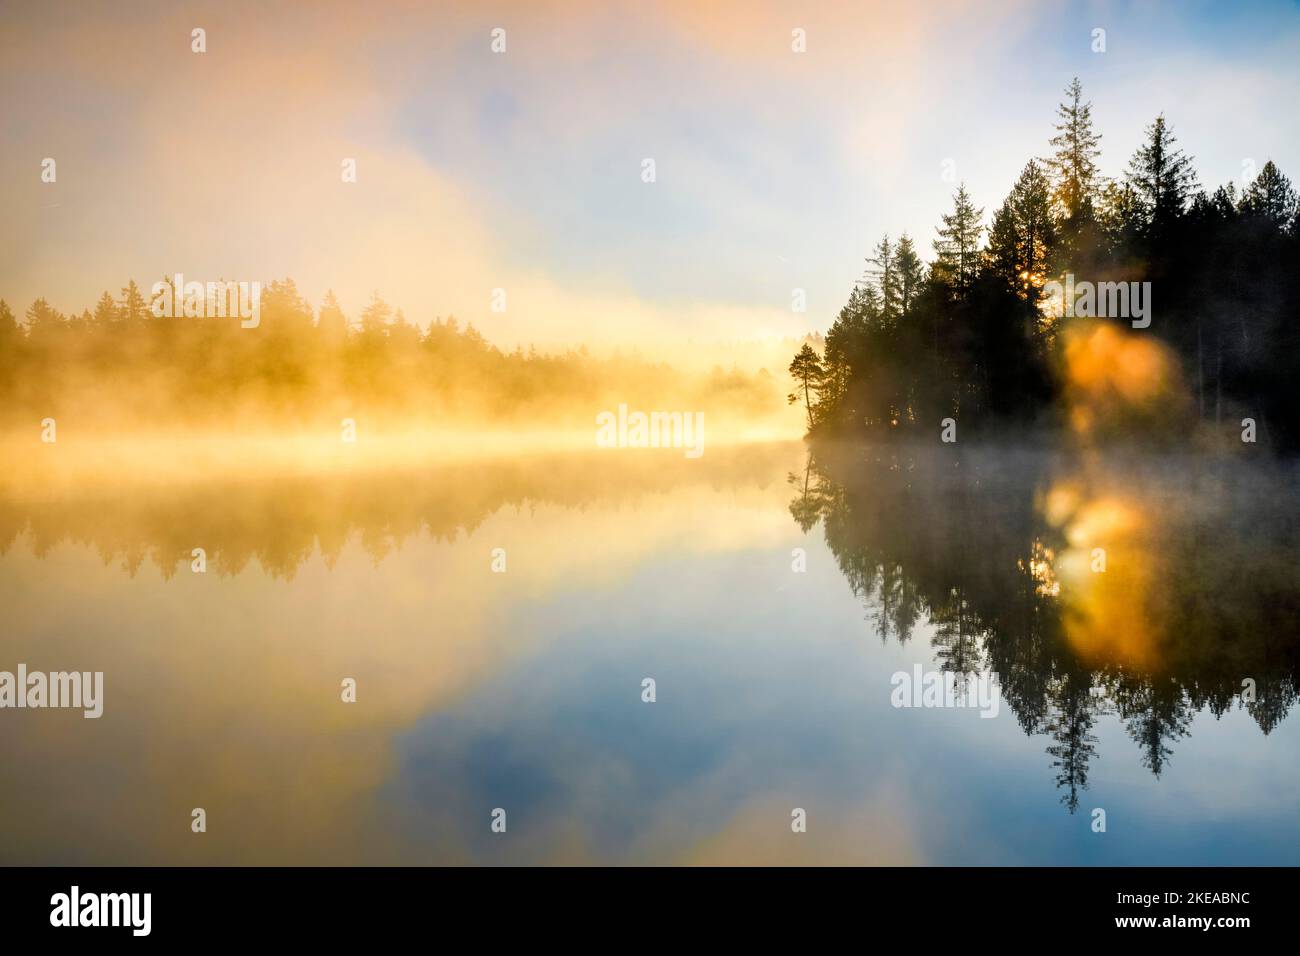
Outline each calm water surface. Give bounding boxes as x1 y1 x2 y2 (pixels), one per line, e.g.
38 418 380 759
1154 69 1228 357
1 441 1297 864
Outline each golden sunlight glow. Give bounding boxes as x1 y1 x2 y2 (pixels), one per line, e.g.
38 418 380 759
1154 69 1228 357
1018 538 1060 597
1065 321 1170 401
1061 320 1188 439
1042 473 1163 670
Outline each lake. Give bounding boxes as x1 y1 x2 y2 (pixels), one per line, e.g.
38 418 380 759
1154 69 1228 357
1 439 1297 864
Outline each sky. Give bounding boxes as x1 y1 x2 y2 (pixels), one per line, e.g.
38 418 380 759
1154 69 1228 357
2 0 1299 354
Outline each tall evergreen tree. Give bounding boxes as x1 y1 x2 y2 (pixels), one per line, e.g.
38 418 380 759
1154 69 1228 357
933 184 984 295
92 290 120 328
893 233 925 320
1124 114 1198 238
1044 77 1103 222
866 235 901 322
360 291 394 335
119 279 149 322
986 159 1056 298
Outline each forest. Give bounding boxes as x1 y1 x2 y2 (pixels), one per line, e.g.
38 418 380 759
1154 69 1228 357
789 79 1300 452
0 282 782 432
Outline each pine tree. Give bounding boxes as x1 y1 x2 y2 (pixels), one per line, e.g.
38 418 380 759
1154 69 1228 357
360 291 394 334
1239 160 1298 232
317 289 349 340
119 279 149 322
986 160 1056 297
1124 114 1199 237
933 184 984 294
893 234 925 319
92 290 120 328
787 342 825 430
866 235 900 322
1045 77 1103 222
261 278 314 332
24 297 65 336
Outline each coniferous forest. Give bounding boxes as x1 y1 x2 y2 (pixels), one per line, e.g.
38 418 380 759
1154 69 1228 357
0 282 780 431
790 79 1300 452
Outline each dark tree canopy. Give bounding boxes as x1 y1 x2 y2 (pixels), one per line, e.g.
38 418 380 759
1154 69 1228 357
794 79 1300 452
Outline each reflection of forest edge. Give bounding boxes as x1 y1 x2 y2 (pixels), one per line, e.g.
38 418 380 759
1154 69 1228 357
4 438 1295 816
792 440 1300 812
0 443 796 580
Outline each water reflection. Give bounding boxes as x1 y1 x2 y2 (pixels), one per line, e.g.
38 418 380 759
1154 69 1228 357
0 444 814 864
1 440 1297 863
0 443 790 580
793 442 1300 812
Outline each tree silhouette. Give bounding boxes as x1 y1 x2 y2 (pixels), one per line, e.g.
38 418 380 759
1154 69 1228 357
1240 160 1299 230
986 160 1055 299
1124 114 1199 241
933 184 985 296
797 80 1300 451
1120 678 1194 778
1045 77 1104 222
788 342 825 430
1045 671 1100 814
119 279 148 323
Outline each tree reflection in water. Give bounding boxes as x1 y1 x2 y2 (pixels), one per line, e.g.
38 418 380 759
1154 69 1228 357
790 442 1300 813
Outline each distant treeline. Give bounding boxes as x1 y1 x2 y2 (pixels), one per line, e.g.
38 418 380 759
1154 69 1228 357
0 282 780 429
790 78 1300 451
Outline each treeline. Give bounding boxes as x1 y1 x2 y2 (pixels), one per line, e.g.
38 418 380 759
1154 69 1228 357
790 78 1300 450
0 282 780 429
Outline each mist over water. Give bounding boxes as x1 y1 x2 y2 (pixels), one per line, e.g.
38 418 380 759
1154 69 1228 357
1 438 1296 865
